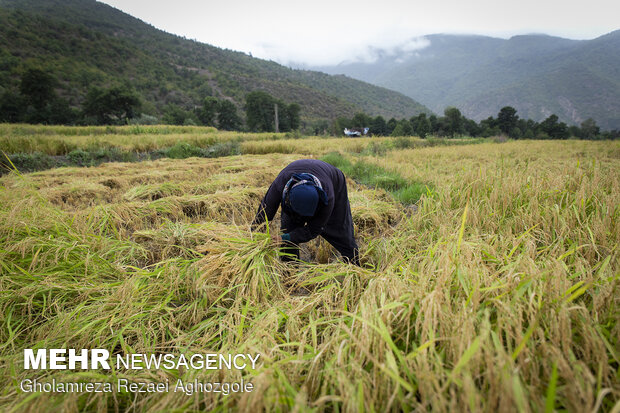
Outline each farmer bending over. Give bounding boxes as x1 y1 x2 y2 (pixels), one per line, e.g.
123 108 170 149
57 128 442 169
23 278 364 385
252 159 359 265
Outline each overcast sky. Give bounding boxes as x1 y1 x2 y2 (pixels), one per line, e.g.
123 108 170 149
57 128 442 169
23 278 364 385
98 0 619 66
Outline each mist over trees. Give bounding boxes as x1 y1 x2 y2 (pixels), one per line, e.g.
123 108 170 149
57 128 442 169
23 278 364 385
313 32 620 131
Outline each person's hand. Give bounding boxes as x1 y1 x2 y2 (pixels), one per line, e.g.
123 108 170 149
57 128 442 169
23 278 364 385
270 233 282 244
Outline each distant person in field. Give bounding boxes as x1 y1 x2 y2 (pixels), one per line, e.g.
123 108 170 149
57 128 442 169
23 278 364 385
252 159 360 266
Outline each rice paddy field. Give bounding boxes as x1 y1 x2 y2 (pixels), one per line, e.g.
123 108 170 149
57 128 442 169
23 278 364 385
0 125 618 412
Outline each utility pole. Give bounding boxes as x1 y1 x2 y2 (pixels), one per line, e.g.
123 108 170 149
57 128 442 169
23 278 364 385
274 103 279 133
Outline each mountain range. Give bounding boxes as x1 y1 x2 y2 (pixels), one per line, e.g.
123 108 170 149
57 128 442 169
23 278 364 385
310 32 620 129
2 0 617 130
0 0 429 124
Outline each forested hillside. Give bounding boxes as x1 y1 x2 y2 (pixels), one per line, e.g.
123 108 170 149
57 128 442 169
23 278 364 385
0 0 429 126
313 32 620 129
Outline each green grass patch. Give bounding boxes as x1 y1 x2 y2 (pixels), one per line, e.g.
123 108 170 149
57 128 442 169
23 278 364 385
321 151 431 204
394 183 432 204
67 147 138 166
0 124 218 136
153 141 241 159
2 151 58 173
2 141 242 175
358 136 487 157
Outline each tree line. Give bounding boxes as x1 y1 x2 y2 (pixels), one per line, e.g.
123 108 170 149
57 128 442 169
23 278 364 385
1 68 617 140
0 68 142 125
0 68 302 133
331 106 619 140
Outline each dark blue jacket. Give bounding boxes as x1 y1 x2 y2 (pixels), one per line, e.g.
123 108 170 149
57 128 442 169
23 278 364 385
252 159 353 245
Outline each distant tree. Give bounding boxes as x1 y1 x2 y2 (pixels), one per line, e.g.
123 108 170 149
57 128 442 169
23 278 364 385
48 98 76 125
413 113 430 138
16 68 78 124
521 119 538 139
386 118 398 135
245 91 275 132
434 116 449 137
84 86 141 125
409 116 417 134
197 96 219 126
515 119 528 136
601 129 620 140
217 100 241 130
278 103 292 132
287 103 301 131
371 115 387 136
429 114 439 134
444 107 463 138
463 118 481 137
479 116 499 137
0 90 24 123
391 119 413 137
497 106 519 136
252 100 300 132
20 68 56 111
331 117 353 136
579 118 600 139
480 116 496 129
106 86 141 122
309 119 330 135
539 114 569 139
82 88 107 124
509 127 522 139
162 104 189 125
522 128 535 139
568 125 581 138
196 83 213 100
183 117 197 126
351 112 372 128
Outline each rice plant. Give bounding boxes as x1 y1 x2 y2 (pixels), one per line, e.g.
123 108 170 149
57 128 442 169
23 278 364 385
0 130 618 412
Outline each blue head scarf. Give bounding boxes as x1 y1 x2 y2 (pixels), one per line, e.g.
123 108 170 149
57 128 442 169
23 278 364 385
282 173 328 216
